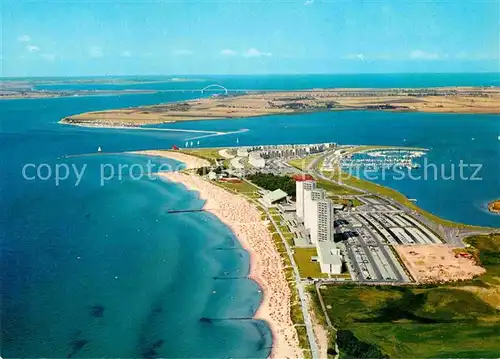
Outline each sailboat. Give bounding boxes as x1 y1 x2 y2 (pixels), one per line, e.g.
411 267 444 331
97 146 102 152
185 141 189 147
197 140 200 146
236 138 239 144
190 141 193 147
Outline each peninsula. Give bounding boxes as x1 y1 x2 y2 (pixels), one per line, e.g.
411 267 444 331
488 199 500 214
61 86 500 127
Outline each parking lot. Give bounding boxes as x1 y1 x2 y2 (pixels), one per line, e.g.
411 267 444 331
335 196 443 283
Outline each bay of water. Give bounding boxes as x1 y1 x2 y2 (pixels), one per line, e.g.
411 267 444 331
1 74 499 357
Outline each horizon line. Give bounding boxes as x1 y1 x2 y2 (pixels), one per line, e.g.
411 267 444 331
2 71 500 79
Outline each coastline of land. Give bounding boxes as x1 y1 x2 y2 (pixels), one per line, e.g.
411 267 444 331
0 89 158 100
127 150 210 169
160 171 302 359
488 199 500 214
60 86 500 127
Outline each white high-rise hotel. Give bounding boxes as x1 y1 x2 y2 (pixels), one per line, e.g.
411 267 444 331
305 189 326 244
316 199 333 242
295 179 342 274
295 180 316 220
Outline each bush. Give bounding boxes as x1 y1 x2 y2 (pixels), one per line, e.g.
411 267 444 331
246 173 296 197
336 330 387 359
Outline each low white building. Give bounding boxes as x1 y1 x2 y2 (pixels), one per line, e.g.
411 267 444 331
249 152 266 168
317 241 342 274
260 189 288 208
236 147 249 157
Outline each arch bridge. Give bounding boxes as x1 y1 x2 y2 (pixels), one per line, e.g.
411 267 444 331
201 84 229 95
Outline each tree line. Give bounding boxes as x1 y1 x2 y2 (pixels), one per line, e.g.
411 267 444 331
246 173 296 197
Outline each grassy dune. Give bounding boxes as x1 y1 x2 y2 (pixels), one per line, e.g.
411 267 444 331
314 234 500 358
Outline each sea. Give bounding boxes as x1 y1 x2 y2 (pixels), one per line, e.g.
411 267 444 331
1 74 499 357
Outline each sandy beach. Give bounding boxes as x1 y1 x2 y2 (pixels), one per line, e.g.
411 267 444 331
128 150 210 169
160 172 302 359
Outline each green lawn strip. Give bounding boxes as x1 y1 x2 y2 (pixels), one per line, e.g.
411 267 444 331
217 180 259 194
288 154 321 171
321 169 488 230
295 325 310 349
329 196 364 207
283 232 295 246
278 224 290 233
293 248 328 278
290 302 305 324
177 148 224 164
316 178 363 196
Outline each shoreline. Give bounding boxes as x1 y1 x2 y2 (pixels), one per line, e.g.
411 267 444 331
488 199 500 215
126 150 211 169
59 86 500 127
160 172 302 359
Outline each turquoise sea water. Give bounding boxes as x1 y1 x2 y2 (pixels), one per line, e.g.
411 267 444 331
1 74 499 357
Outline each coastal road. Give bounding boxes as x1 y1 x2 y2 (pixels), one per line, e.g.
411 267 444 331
267 212 320 359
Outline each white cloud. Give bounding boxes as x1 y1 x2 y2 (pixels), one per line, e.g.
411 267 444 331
304 0 314 5
27 45 40 53
343 53 365 61
173 49 194 56
221 49 237 56
89 46 103 58
18 34 31 43
41 53 56 62
243 48 272 58
409 50 440 60
121 51 132 57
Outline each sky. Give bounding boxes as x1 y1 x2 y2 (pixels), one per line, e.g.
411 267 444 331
1 0 499 77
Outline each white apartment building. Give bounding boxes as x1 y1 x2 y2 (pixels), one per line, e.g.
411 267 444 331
303 186 323 230
317 199 333 242
305 189 326 244
295 180 316 220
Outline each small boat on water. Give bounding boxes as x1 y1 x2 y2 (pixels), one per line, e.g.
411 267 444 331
97 146 102 152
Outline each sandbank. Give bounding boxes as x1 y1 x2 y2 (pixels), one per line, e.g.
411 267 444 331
127 150 210 169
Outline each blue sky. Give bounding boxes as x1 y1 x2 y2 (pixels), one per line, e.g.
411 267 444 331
1 0 499 77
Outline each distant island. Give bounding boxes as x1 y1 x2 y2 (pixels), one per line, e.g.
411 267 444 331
60 86 500 127
0 89 157 100
488 199 500 214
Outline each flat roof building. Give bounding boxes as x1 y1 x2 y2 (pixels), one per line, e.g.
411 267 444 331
317 240 342 274
249 152 266 168
236 147 249 157
261 189 288 208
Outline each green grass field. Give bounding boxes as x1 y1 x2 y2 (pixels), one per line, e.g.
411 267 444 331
293 248 328 278
288 154 321 171
178 148 224 164
320 169 487 229
316 178 363 196
217 180 259 196
313 234 500 358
